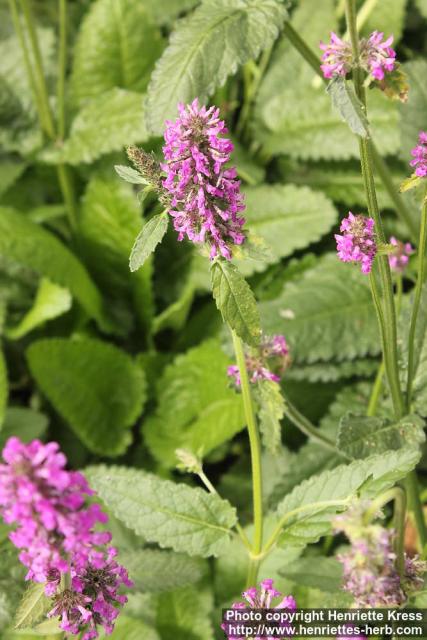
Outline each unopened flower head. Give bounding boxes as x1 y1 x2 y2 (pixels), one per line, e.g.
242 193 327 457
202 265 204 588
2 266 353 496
389 236 414 272
222 579 296 640
161 99 246 260
410 131 427 178
228 335 290 386
320 31 396 82
334 503 427 608
335 212 377 274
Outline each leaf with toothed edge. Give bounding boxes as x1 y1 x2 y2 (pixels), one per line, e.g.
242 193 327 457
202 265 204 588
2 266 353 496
129 213 169 272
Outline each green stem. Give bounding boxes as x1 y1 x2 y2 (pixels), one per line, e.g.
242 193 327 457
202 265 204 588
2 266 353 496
367 360 385 416
406 190 427 410
364 487 406 576
236 47 273 139
283 396 348 458
57 164 77 231
19 0 55 138
282 20 417 242
406 471 427 552
57 0 67 140
231 331 263 562
246 558 261 588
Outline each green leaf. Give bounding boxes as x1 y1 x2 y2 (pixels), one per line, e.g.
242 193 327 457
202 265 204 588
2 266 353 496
143 0 199 25
130 213 169 272
416 0 427 18
145 0 287 133
144 339 245 467
114 165 148 185
0 207 109 331
14 583 51 630
6 278 71 340
0 157 26 197
363 0 407 43
0 349 7 428
86 465 237 557
337 412 425 459
156 586 214 640
326 76 369 138
119 549 206 592
27 338 146 456
283 556 343 592
0 408 48 451
260 254 379 363
254 0 398 160
98 616 160 640
211 259 260 346
399 60 427 162
255 379 285 454
79 178 154 331
71 0 163 104
286 358 377 383
274 448 420 547
238 185 337 275
56 89 148 165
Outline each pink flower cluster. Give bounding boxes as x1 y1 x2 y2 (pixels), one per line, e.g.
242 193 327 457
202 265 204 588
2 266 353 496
389 236 414 272
161 99 246 259
335 212 377 274
228 335 290 386
410 131 427 178
222 579 296 640
320 31 396 81
0 437 132 639
334 504 426 608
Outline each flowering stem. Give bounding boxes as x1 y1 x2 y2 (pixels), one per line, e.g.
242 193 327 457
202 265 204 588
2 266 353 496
281 20 417 242
231 331 264 563
367 360 384 416
406 189 427 410
57 0 67 140
283 396 349 458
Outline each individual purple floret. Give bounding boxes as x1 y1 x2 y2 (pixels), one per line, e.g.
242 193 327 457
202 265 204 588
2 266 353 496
161 98 246 259
360 31 396 80
320 32 353 78
228 335 290 386
320 31 396 82
222 579 296 640
334 503 427 608
0 437 132 639
389 236 414 272
410 131 427 178
335 212 377 274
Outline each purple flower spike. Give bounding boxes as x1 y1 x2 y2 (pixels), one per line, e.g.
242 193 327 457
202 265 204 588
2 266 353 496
360 31 396 80
161 98 246 259
410 131 427 178
228 334 290 386
335 212 377 274
389 236 414 272
320 32 353 79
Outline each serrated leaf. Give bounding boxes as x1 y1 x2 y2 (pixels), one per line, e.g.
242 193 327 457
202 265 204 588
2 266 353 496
239 185 337 276
86 465 237 557
0 407 48 451
260 254 379 363
254 0 398 160
71 0 163 104
211 259 260 346
144 0 199 25
327 76 369 138
144 339 245 467
274 448 420 547
56 89 148 165
337 412 425 459
79 178 154 332
286 358 377 383
255 379 285 454
130 213 169 272
399 60 427 162
145 0 287 133
119 549 206 592
14 583 51 630
156 586 214 640
0 207 109 331
283 556 343 592
6 278 71 340
27 338 146 456
114 165 148 184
